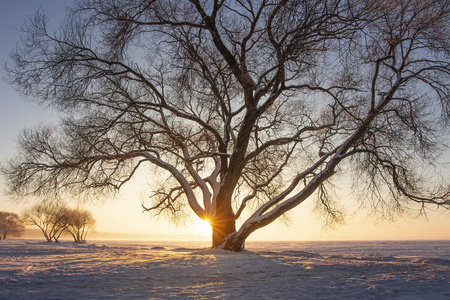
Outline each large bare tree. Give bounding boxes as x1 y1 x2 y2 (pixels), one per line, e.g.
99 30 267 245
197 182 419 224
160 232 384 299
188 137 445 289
3 0 450 250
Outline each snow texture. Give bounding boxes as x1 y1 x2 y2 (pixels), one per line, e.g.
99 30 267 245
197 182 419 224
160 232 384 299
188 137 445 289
0 239 449 299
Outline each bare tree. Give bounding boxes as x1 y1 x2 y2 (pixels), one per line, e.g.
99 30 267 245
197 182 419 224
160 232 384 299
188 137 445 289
23 202 69 242
64 208 96 243
0 211 25 239
3 0 450 251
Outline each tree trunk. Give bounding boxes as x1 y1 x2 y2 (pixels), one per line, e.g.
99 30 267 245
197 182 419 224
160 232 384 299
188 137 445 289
211 190 239 249
210 206 246 251
211 196 236 249
211 215 236 248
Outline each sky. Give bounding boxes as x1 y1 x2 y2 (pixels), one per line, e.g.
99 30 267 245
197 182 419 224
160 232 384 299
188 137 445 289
0 0 449 242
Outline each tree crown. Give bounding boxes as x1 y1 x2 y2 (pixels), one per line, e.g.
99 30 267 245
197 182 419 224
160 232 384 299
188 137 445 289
3 0 450 248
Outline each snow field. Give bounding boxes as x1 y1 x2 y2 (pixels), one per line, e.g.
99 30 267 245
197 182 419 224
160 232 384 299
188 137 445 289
0 240 448 299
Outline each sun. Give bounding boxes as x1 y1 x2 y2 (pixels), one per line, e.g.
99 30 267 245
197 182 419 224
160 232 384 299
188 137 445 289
193 218 212 236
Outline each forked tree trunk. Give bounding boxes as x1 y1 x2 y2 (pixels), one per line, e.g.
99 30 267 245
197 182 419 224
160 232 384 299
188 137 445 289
211 193 239 250
211 215 236 248
220 222 253 252
210 207 247 251
211 207 236 248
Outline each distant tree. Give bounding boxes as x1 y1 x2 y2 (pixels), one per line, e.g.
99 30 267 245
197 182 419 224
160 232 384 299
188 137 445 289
64 208 96 243
23 202 69 242
0 211 25 239
3 0 450 251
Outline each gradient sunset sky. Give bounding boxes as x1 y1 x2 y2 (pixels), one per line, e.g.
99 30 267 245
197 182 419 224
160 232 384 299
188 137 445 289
0 0 449 241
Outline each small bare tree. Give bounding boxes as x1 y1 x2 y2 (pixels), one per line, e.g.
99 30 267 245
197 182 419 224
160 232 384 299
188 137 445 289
64 208 96 243
0 211 25 239
3 0 450 251
23 202 69 242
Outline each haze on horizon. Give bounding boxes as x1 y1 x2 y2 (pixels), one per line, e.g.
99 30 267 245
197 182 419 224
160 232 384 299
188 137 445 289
0 0 449 242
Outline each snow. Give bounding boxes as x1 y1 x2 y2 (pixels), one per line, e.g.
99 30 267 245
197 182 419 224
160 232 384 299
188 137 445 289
0 239 449 299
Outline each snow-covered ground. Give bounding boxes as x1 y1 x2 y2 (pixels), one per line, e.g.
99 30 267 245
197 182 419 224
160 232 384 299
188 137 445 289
0 239 448 299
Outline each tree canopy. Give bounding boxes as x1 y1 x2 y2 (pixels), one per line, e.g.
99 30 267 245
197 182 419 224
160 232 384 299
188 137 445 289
64 208 96 243
0 211 25 239
3 0 450 250
23 202 70 242
22 202 95 243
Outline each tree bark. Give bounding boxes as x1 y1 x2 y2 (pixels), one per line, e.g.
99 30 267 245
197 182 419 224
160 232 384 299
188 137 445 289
223 232 246 252
210 109 257 250
211 211 236 248
211 191 237 248
210 196 246 252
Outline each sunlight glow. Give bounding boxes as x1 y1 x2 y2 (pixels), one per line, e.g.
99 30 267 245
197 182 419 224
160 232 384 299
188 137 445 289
194 219 212 236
